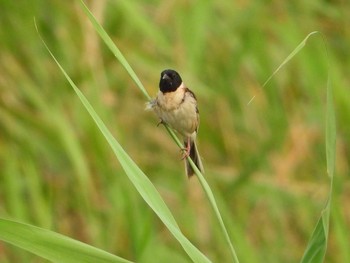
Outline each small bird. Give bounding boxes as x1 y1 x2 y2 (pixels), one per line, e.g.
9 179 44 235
147 69 204 177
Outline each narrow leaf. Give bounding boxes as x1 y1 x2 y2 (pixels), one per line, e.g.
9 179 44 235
79 0 151 101
262 31 319 88
300 34 335 263
248 31 319 105
0 218 132 263
188 158 240 263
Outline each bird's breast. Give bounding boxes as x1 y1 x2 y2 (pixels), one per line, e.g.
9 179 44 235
154 88 198 137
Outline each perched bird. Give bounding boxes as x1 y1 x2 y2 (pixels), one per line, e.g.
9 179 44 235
147 69 204 177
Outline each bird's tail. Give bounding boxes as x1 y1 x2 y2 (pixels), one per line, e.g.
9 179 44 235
185 140 204 178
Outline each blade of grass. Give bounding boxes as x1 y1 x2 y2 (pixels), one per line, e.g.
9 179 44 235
79 2 239 262
164 125 239 262
300 35 336 263
247 31 335 262
162 123 239 262
79 0 151 101
248 31 319 105
325 76 336 179
163 123 240 263
262 31 319 88
0 218 132 263
35 19 212 263
188 158 240 263
111 0 170 52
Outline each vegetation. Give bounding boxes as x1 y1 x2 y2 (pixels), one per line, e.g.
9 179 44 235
0 0 346 262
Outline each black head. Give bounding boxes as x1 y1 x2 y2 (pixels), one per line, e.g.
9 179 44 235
159 69 182 93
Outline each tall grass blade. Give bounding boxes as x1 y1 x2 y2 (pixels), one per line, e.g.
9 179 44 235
325 77 336 178
248 31 319 105
300 36 336 263
165 123 240 262
0 218 132 263
35 19 212 263
79 0 151 101
187 158 240 263
262 31 319 88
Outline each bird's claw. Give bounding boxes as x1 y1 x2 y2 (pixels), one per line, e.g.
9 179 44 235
157 119 165 127
180 145 191 160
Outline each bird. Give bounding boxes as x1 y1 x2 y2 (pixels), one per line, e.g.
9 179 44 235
146 69 204 177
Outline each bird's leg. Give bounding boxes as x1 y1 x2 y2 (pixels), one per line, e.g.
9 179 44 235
181 136 191 160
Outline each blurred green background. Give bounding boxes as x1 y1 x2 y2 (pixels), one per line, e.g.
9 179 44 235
0 0 349 262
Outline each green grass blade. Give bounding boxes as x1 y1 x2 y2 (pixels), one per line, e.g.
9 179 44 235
35 20 212 263
325 76 336 179
79 0 151 101
299 189 332 263
0 218 132 263
187 158 240 263
262 31 319 88
165 124 239 262
248 31 319 105
300 36 336 263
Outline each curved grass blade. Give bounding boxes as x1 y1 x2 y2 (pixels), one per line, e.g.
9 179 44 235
0 218 132 263
247 30 336 262
187 158 240 263
79 0 151 101
164 126 239 263
248 31 319 105
300 59 335 262
35 20 211 263
261 31 319 88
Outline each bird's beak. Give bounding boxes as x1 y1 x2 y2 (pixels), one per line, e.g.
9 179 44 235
162 74 171 81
